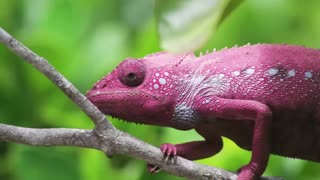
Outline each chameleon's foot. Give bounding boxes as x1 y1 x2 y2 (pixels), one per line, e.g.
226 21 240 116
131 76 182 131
147 143 178 174
237 164 259 180
160 143 177 163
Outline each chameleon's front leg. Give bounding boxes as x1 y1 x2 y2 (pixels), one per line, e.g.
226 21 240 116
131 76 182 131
148 135 222 173
197 98 272 180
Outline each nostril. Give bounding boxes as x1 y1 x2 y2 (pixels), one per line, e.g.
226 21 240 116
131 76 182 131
93 82 107 90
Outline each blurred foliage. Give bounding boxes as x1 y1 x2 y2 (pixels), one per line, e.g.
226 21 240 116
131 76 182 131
156 0 243 53
1 0 320 180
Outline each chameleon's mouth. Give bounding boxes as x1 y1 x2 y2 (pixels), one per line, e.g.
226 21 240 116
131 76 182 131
87 89 136 98
86 89 158 102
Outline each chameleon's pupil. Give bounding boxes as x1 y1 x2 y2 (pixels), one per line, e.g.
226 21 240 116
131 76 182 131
127 72 136 80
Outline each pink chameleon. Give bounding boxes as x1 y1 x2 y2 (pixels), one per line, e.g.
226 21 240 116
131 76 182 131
87 44 320 180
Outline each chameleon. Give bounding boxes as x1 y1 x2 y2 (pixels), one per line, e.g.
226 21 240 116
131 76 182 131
86 44 320 180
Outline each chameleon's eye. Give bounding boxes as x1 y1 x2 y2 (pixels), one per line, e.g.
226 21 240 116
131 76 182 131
117 59 146 87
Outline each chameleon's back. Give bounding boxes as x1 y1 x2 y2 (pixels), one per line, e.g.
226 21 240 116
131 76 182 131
196 44 320 107
194 44 320 161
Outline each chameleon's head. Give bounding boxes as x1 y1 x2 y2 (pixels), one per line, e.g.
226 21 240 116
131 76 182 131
86 52 196 129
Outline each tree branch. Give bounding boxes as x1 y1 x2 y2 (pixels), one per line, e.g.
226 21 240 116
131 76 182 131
0 124 100 149
0 123 281 180
0 27 282 180
0 28 110 132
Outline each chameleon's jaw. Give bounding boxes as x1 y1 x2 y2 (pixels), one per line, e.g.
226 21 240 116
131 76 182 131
87 89 159 104
86 89 174 126
87 90 198 130
86 89 155 113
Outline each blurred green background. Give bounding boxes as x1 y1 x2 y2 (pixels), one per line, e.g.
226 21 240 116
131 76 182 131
1 0 320 180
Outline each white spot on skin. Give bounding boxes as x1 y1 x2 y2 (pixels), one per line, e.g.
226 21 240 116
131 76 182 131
164 72 169 76
159 78 166 85
211 77 218 82
155 73 160 77
288 69 295 77
268 68 279 76
245 68 255 75
232 71 240 76
153 79 156 83
153 84 159 89
202 98 212 105
305 71 312 78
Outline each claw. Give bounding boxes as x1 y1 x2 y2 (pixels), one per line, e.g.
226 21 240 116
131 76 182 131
164 154 170 162
150 166 161 174
147 164 161 174
173 154 177 164
160 143 177 164
147 143 178 174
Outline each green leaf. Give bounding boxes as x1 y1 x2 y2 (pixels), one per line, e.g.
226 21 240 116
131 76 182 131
156 0 243 53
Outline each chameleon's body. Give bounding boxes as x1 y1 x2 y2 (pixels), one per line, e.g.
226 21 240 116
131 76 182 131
87 44 320 180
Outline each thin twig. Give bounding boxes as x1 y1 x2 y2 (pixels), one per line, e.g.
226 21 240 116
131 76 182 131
0 28 110 132
0 124 99 149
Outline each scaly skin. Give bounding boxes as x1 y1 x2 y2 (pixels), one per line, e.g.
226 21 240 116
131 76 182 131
87 44 320 180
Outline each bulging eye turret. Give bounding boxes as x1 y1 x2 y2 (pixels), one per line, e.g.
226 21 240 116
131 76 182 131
117 59 146 87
